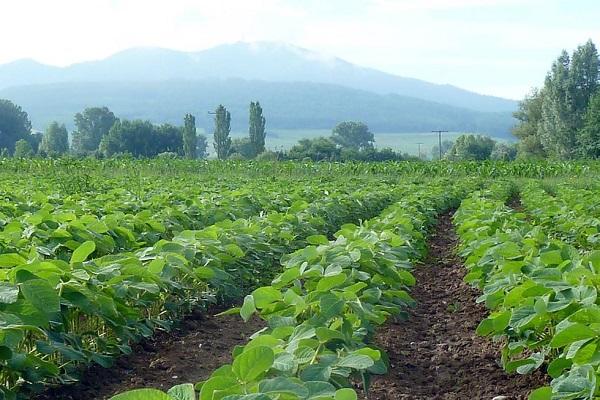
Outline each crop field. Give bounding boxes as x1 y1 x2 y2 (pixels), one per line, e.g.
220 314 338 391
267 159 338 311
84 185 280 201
0 159 598 400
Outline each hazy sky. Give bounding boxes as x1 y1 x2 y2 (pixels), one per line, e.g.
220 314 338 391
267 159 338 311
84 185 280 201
2 0 599 99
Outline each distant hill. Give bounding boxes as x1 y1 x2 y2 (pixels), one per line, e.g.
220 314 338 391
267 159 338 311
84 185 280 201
0 42 517 113
0 80 514 138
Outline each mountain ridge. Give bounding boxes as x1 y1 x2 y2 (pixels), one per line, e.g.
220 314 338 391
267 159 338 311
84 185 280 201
0 42 517 113
0 79 515 139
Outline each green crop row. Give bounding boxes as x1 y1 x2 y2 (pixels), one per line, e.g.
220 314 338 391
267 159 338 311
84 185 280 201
0 178 413 399
1 158 597 181
109 180 471 400
520 181 600 251
454 184 600 400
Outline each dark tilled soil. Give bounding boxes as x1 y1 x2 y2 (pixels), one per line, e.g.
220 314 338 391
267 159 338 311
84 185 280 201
36 309 264 400
367 212 547 400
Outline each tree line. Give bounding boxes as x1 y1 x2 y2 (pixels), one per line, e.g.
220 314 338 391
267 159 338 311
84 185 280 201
0 98 415 161
513 39 600 159
0 101 269 159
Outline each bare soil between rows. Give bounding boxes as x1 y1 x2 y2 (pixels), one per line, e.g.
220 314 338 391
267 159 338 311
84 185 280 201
367 212 547 399
36 309 264 400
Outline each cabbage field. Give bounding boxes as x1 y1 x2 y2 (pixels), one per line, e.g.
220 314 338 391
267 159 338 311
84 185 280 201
1 159 599 400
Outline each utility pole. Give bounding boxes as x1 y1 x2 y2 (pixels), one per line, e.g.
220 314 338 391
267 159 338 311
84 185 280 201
416 142 423 160
432 130 448 160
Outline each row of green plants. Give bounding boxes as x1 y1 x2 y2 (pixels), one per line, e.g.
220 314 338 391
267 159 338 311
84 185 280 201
0 179 409 399
454 182 600 399
0 158 598 179
109 180 471 400
0 174 379 265
519 181 600 251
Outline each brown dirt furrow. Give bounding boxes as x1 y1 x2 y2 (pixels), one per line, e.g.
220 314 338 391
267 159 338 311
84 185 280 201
367 212 547 400
36 309 264 400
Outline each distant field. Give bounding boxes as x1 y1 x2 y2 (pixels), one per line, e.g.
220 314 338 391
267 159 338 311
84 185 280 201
210 129 512 158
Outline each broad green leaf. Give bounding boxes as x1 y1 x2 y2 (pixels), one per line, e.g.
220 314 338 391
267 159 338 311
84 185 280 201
251 287 282 309
0 283 19 304
354 347 381 361
335 388 357 400
319 294 344 319
316 274 346 292
336 354 374 370
315 327 344 343
240 295 256 322
167 383 195 400
20 279 60 314
70 241 96 264
0 253 26 267
528 386 552 400
550 324 598 348
305 381 336 397
232 346 274 382
273 352 295 372
258 377 309 397
307 235 329 245
199 376 240 400
547 357 572 379
540 250 563 265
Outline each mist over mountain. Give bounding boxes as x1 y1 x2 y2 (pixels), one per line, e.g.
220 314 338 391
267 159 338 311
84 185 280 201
0 80 514 138
0 42 516 113
0 42 517 138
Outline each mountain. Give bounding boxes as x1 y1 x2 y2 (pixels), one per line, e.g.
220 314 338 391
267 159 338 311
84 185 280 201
0 80 514 138
0 42 516 112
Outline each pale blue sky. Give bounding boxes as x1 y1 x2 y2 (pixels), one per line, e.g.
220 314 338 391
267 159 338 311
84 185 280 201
1 0 599 99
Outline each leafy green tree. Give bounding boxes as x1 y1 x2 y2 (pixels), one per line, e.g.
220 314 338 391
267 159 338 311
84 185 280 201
40 122 69 155
100 120 183 157
534 41 599 158
13 139 33 158
197 134 208 159
287 137 340 161
513 89 546 158
539 50 574 158
0 148 9 158
0 99 32 153
570 40 599 122
156 124 184 155
183 113 197 159
490 142 517 160
213 105 231 160
231 137 255 159
431 140 454 160
446 134 496 160
249 101 266 156
578 92 600 158
340 147 402 161
331 121 374 151
28 132 43 154
72 107 118 154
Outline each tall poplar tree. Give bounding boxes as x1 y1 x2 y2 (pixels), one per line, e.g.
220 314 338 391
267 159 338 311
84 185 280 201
570 40 599 121
540 50 574 158
213 105 231 160
535 40 599 159
40 121 69 155
183 113 197 159
579 92 600 158
248 101 266 156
